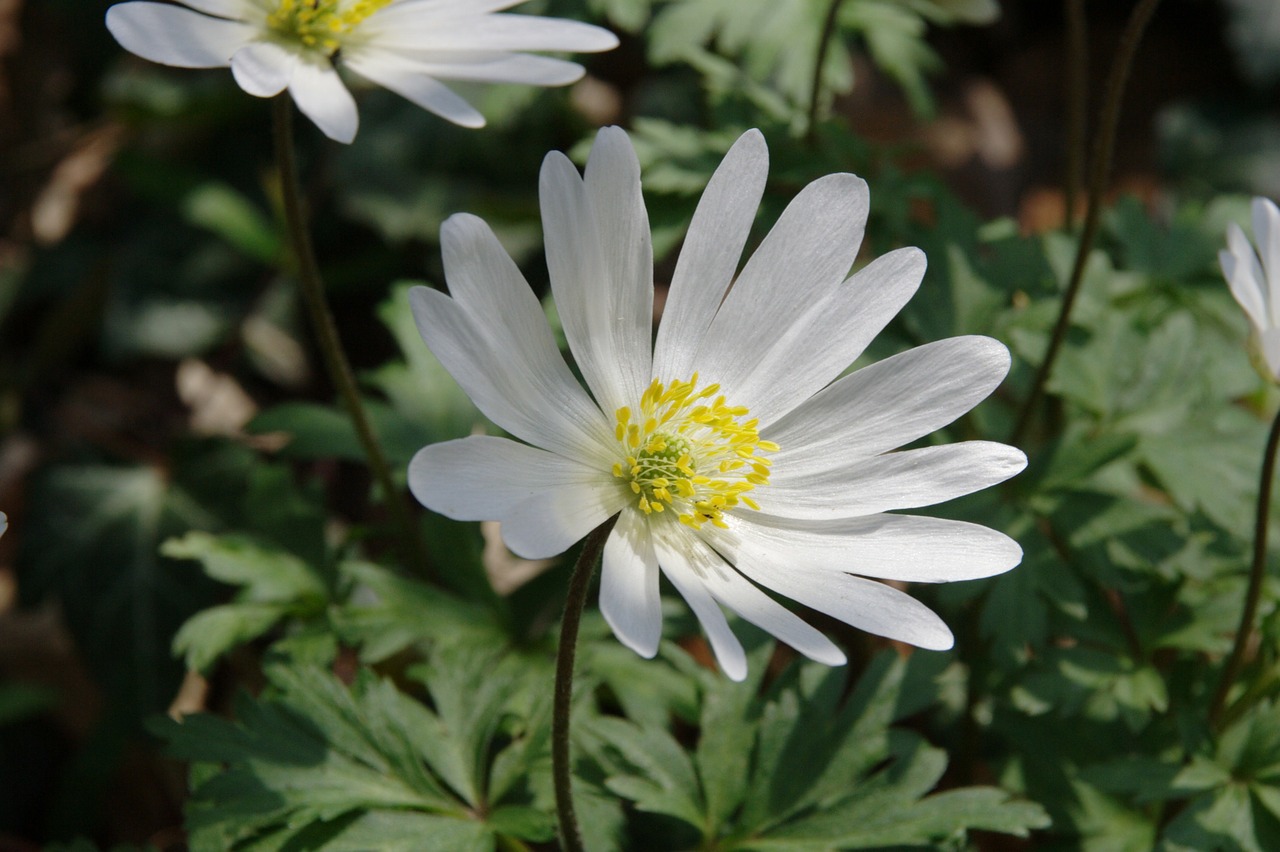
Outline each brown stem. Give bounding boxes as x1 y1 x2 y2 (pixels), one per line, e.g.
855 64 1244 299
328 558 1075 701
1064 0 1088 230
1010 0 1162 446
271 96 430 577
806 0 846 145
552 515 619 852
1209 405 1280 729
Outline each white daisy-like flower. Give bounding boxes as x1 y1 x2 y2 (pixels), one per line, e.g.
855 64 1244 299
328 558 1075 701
105 0 619 143
409 127 1026 680
1221 196 1280 382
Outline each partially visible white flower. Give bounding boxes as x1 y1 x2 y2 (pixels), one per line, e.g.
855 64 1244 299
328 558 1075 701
105 0 619 143
1221 197 1280 382
409 127 1026 681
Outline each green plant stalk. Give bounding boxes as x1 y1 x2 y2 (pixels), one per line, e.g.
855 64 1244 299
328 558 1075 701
552 514 619 852
271 96 429 576
806 0 845 145
1209 405 1280 729
1010 0 1162 445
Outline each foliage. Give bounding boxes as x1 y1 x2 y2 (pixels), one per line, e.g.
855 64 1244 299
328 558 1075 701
5 1 1280 850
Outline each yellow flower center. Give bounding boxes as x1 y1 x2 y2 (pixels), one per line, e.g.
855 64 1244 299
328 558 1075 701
265 0 391 54
611 375 777 530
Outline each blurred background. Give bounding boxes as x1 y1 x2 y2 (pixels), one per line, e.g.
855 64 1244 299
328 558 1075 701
1 0 1279 849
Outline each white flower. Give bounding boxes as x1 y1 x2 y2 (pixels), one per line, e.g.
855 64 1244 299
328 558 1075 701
409 127 1026 680
105 0 619 143
1221 197 1280 382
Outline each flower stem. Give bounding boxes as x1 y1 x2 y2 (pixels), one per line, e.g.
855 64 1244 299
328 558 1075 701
271 96 429 577
552 514 619 852
1009 0 1161 445
1209 406 1280 730
806 0 845 145
1063 0 1087 232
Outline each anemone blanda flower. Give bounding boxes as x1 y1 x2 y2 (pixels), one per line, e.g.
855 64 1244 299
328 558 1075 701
409 127 1026 680
1221 197 1280 383
105 0 618 143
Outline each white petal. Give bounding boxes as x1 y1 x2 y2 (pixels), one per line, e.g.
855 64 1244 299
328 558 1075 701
342 50 486 128
1262 329 1280 381
738 246 925 428
652 530 747 681
1225 223 1269 333
408 436 625 559
354 51 585 86
707 511 1023 584
684 541 846 666
502 485 626 560
230 40 296 97
287 58 357 143
363 13 619 53
695 173 869 413
765 336 1012 461
178 0 253 18
105 2 253 68
540 132 653 418
1252 197 1280 327
438 214 614 449
765 441 1027 519
653 129 768 383
732 555 955 650
409 435 597 519
583 127 654 400
600 509 662 658
409 286 614 464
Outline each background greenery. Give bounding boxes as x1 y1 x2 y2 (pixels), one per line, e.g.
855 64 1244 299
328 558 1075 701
3 0 1280 849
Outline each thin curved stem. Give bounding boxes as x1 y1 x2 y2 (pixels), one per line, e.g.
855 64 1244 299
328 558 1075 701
1064 0 1087 231
806 0 845 145
552 514 619 852
1209 406 1280 730
1010 0 1162 446
271 96 430 577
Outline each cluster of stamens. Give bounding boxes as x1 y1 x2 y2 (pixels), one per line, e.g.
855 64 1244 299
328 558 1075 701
611 375 777 530
266 0 390 54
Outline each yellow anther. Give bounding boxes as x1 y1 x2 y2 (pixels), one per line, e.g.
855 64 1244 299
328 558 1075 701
611 373 777 528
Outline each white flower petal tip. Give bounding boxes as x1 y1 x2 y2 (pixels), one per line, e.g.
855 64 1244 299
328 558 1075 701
410 127 1026 676
1222 197 1280 382
106 1 618 141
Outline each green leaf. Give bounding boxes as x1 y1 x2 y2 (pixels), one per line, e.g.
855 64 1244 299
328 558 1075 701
161 532 327 603
156 656 553 850
331 560 505 663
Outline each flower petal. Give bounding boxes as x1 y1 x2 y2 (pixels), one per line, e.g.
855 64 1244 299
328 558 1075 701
178 0 254 17
1221 232 1267 334
540 130 653 417
680 536 846 666
764 335 1012 461
653 129 768 383
354 50 585 86
733 556 955 650
287 58 357 143
408 436 624 559
653 530 747 681
707 511 1023 584
1252 197 1280 327
765 441 1027 519
601 509 662 658
502 486 626 560
230 40 297 97
342 50 486 127
711 521 962 647
363 12 618 53
106 2 253 68
694 173 869 414
409 282 613 464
